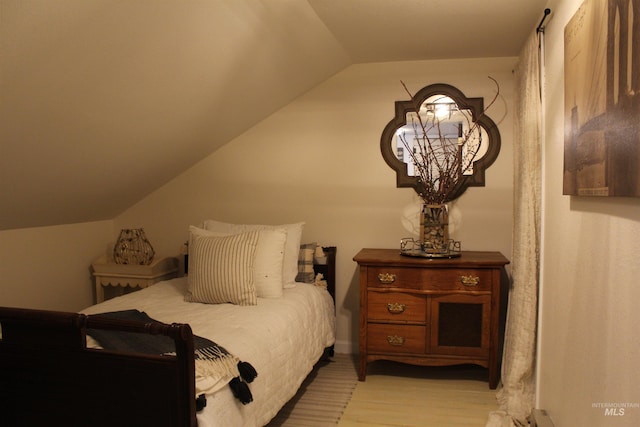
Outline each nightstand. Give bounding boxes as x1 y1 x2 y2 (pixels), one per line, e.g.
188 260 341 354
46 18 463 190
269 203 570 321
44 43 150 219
354 248 509 389
92 256 179 303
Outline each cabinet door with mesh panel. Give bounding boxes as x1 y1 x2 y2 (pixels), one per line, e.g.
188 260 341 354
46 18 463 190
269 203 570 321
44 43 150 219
429 294 491 358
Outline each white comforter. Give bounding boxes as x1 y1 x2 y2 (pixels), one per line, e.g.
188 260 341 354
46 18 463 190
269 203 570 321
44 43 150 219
82 277 336 427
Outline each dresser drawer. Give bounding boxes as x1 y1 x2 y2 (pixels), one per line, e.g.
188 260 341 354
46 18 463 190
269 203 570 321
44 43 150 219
367 291 426 323
367 267 492 291
367 324 426 354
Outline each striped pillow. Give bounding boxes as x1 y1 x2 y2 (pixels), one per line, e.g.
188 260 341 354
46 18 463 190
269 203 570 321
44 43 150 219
188 226 286 298
202 219 304 286
186 230 259 305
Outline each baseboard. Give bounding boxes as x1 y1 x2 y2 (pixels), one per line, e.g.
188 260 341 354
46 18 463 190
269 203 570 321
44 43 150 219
531 409 555 427
333 339 356 355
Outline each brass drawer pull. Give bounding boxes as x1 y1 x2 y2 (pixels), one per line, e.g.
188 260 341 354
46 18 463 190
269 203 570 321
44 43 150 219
460 275 480 286
387 303 406 314
378 273 396 284
386 335 405 346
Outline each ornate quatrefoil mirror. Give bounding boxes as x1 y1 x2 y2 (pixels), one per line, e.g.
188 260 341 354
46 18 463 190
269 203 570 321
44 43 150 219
380 82 501 203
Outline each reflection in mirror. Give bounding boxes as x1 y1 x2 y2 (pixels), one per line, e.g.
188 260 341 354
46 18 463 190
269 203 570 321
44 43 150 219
381 82 501 203
395 95 489 177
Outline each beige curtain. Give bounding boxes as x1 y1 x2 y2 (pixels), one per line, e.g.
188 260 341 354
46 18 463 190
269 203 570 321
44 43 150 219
486 28 542 427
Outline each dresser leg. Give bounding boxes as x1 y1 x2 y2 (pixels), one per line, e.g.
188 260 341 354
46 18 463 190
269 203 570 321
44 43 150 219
489 367 499 389
358 356 367 381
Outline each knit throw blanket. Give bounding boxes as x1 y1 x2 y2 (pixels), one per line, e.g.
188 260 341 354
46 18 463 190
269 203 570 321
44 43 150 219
88 310 257 407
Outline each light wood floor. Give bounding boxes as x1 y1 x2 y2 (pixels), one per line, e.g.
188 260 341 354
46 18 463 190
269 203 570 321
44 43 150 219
338 355 498 427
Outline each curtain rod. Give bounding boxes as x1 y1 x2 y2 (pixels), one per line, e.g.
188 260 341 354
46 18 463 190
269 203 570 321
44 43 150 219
537 8 551 33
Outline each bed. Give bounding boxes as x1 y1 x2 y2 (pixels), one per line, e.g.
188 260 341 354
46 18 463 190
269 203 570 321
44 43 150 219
0 221 336 427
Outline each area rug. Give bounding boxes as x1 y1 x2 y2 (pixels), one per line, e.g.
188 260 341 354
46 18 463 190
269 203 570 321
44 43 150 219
266 353 358 426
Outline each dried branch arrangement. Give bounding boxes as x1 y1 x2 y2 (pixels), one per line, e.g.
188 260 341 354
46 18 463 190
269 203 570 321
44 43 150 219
398 77 500 205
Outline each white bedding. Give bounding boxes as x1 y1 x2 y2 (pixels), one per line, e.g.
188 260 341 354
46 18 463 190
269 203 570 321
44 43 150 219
82 277 336 427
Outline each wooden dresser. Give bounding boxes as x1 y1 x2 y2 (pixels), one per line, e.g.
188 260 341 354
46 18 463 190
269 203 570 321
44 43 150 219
353 248 509 389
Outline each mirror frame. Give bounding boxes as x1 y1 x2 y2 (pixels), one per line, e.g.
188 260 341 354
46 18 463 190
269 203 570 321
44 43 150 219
380 83 501 201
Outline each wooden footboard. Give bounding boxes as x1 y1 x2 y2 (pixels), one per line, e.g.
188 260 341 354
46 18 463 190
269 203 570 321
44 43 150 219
0 307 197 427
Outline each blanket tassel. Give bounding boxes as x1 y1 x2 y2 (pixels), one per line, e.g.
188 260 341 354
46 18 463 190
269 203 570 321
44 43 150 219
229 377 253 405
237 361 257 383
196 394 207 412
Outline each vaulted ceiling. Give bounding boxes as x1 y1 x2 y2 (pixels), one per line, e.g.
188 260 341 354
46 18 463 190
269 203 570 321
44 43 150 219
0 0 548 230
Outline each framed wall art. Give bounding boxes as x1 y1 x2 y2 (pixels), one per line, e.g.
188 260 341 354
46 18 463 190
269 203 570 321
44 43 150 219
563 0 639 197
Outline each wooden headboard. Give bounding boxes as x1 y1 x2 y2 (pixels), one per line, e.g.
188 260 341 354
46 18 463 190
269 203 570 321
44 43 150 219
316 246 337 301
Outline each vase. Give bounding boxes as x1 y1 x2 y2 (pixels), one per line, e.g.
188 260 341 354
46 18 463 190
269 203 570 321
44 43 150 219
420 204 450 254
113 228 155 265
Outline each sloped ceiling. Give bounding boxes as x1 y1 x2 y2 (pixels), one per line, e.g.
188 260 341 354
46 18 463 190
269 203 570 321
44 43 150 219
0 0 548 230
308 0 549 62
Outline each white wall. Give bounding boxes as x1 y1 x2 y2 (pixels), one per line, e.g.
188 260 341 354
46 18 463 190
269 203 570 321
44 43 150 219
0 220 113 311
537 0 640 425
116 58 515 353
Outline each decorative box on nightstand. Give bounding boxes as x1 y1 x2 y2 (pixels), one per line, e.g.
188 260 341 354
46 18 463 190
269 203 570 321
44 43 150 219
353 248 509 389
92 256 179 303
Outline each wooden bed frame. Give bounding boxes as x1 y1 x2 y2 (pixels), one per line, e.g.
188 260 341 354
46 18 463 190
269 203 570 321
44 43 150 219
0 247 336 427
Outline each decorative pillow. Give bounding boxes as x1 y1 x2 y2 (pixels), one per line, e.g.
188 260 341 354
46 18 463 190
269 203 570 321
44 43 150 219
202 219 304 286
189 225 286 298
186 229 259 305
296 242 317 283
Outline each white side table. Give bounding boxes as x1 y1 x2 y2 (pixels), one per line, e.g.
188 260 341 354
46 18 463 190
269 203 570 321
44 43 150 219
92 256 179 303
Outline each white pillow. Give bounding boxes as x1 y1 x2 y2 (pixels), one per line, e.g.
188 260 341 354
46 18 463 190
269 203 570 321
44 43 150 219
202 220 304 286
186 229 259 305
189 225 286 298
